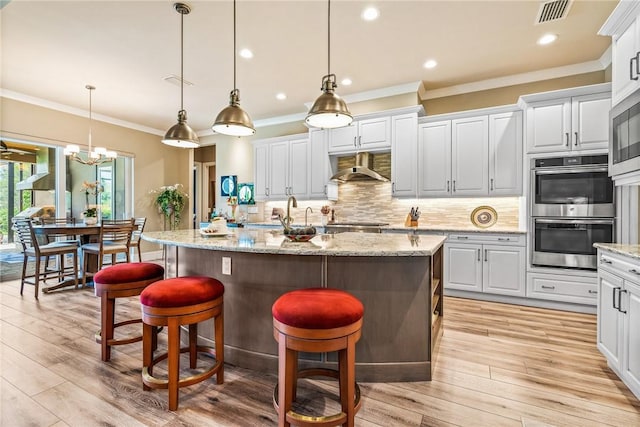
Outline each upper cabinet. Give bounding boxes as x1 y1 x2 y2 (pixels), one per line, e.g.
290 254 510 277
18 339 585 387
600 2 640 107
391 113 419 198
328 116 391 154
418 107 522 198
523 88 611 155
309 129 338 200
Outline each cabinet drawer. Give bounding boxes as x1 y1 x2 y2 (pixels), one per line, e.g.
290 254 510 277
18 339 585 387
599 252 640 285
447 233 525 246
527 272 597 304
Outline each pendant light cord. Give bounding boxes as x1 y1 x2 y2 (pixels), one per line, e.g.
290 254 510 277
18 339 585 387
180 7 185 111
233 0 237 90
327 0 331 76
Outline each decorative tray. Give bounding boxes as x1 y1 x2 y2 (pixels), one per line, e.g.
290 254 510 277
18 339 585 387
199 228 229 237
470 205 498 228
284 234 315 242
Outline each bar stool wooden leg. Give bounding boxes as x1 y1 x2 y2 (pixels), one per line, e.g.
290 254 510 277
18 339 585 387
214 311 224 384
189 324 198 369
142 322 154 392
167 317 180 411
101 294 115 362
278 335 295 427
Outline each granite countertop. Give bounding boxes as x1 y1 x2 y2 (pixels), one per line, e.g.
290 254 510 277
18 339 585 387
142 229 446 257
594 243 640 260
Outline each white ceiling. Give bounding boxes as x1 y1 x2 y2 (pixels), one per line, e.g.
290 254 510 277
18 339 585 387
0 0 617 137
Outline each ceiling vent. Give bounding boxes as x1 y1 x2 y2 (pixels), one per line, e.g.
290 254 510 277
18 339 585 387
535 0 572 24
163 74 194 87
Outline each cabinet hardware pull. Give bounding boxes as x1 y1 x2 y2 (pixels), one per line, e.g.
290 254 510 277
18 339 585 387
353 136 357 147
565 132 569 146
620 289 628 314
453 180 456 192
484 249 488 262
457 236 468 239
477 249 481 262
266 188 269 196
574 132 578 146
358 136 362 147
601 258 612 264
497 237 510 241
631 56 639 81
628 269 640 276
636 51 640 75
447 180 450 192
490 178 494 191
588 289 597 294
613 287 620 310
541 285 555 290
324 185 327 195
392 182 395 193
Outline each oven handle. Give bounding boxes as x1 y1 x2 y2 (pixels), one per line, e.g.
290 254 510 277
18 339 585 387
534 166 609 175
534 218 614 225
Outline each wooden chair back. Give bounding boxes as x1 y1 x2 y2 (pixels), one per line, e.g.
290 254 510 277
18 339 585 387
12 218 34 252
41 217 77 243
132 217 146 243
100 218 135 248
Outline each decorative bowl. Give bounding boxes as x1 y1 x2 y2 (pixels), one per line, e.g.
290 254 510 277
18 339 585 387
284 234 315 242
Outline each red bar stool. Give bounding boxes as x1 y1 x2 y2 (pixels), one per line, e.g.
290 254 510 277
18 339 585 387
272 288 364 427
93 262 165 362
140 276 224 411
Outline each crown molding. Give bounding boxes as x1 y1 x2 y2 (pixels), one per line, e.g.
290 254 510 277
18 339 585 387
599 0 640 36
418 59 608 101
303 81 423 109
1 88 164 136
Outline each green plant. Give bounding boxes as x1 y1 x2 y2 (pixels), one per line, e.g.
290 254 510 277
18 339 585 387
151 184 187 230
84 207 97 218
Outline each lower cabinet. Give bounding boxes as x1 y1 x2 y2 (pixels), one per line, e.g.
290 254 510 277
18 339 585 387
444 233 525 297
597 249 640 399
526 272 598 305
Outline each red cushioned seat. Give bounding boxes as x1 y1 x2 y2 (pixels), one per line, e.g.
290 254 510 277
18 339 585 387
272 288 364 329
141 276 225 308
94 262 165 285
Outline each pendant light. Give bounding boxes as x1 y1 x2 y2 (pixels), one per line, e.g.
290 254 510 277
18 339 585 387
64 85 117 165
162 2 200 148
212 0 255 137
305 0 352 129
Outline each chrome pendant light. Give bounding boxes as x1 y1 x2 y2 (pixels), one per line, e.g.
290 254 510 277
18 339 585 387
305 0 352 129
162 2 200 148
212 0 255 137
64 85 117 165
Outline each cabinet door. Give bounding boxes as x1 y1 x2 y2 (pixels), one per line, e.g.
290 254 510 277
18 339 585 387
571 94 611 151
444 243 482 292
253 143 270 201
391 114 417 198
452 116 488 195
358 116 391 151
418 121 451 197
526 98 571 153
288 138 309 198
309 129 330 199
622 281 640 397
489 111 522 196
597 269 624 371
482 245 525 296
612 18 640 107
328 123 357 153
269 141 290 199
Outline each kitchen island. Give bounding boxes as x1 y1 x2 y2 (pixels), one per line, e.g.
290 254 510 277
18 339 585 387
142 229 446 382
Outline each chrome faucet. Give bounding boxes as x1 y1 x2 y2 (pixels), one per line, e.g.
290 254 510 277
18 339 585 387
285 196 297 228
305 207 313 226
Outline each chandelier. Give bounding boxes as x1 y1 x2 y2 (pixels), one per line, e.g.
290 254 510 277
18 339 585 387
64 85 117 165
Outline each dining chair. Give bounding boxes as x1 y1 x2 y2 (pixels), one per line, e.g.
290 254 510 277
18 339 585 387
12 217 79 299
130 217 146 262
81 218 135 287
40 217 80 276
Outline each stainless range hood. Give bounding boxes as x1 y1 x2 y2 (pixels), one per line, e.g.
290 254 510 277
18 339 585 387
16 148 57 191
331 152 389 182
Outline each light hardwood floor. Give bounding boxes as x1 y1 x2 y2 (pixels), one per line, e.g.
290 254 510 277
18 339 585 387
1 277 639 427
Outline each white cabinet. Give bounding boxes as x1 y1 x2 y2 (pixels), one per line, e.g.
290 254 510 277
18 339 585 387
418 109 522 197
489 111 523 195
525 91 611 154
308 129 337 200
391 113 418 198
612 18 640 106
328 116 391 154
597 249 640 399
252 134 309 201
444 233 526 297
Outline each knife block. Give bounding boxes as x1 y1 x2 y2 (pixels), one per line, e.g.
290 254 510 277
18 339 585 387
404 214 418 227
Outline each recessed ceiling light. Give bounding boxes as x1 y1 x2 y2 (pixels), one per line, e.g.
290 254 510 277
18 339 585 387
276 93 287 100
341 78 352 86
362 7 379 21
239 48 253 59
537 34 558 45
423 59 438 69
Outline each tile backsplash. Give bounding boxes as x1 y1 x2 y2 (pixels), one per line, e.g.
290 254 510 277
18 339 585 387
261 180 522 229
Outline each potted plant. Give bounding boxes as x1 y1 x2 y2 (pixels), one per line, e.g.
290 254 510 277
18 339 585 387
151 184 187 230
83 207 98 225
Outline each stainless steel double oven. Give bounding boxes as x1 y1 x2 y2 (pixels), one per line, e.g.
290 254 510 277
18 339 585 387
531 155 614 270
